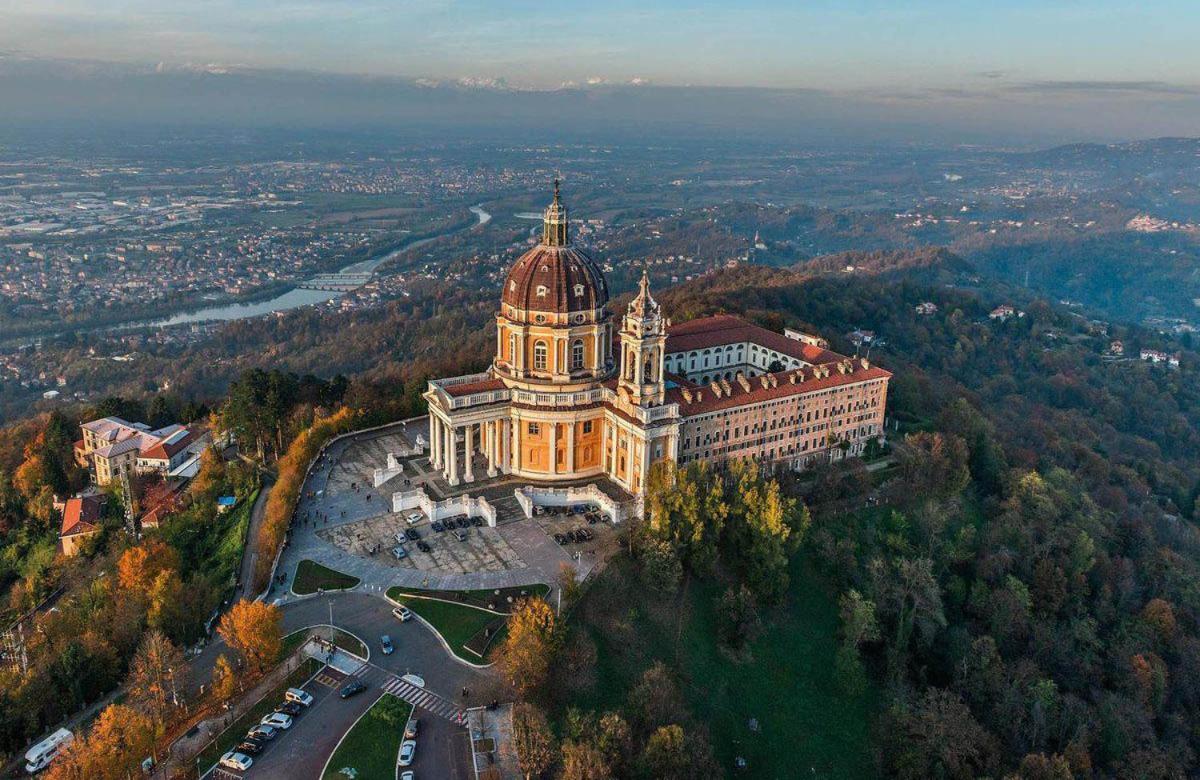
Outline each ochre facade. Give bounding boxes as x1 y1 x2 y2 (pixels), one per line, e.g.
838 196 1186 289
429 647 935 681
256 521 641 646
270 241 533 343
424 184 891 496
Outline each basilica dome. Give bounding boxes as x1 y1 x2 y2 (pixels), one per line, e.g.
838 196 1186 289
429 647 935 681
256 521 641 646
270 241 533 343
501 183 608 315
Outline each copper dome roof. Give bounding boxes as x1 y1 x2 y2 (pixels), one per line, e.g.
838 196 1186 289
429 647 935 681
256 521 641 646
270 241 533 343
501 182 609 314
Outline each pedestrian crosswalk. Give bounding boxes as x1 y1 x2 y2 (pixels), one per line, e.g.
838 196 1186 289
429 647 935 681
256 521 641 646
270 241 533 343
350 663 466 724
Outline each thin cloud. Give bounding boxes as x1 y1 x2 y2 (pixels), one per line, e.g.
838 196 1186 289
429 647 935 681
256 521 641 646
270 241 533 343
1006 80 1200 96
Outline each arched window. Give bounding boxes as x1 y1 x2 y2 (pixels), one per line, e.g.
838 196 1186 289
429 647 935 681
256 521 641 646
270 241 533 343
571 339 585 370
534 341 548 370
509 333 517 364
573 283 585 297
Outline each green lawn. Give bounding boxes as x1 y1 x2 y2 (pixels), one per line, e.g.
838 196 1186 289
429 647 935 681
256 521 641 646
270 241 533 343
322 694 414 780
387 583 549 612
293 560 361 595
386 589 504 663
569 555 878 779
196 657 322 774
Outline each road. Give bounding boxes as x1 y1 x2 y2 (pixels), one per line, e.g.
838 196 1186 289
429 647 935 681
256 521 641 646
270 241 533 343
195 591 488 780
235 475 274 602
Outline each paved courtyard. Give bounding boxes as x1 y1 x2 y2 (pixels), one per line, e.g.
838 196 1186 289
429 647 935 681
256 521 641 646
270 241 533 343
273 417 630 602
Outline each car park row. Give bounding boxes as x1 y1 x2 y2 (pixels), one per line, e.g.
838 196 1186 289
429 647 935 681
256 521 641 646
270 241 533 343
217 687 314 773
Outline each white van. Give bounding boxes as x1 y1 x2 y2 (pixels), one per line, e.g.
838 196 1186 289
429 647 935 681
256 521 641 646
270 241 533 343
25 728 73 774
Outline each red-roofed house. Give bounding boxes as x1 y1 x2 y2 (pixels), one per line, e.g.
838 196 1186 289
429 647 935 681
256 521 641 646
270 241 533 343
60 494 105 557
77 417 195 486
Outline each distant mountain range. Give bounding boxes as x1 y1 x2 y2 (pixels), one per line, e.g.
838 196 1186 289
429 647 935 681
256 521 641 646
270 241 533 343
4 54 1200 146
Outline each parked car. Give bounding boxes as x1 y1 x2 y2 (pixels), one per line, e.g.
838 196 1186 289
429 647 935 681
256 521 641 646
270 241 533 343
393 606 413 622
457 516 470 529
277 701 303 717
381 635 394 654
405 528 420 541
235 740 264 756
577 527 594 541
339 679 368 698
431 520 444 532
400 772 414 780
553 533 568 545
471 515 484 527
285 687 314 707
404 718 419 739
398 740 417 767
405 512 423 525
454 529 468 542
392 546 408 559
247 724 277 741
219 751 253 771
416 541 431 553
260 712 293 730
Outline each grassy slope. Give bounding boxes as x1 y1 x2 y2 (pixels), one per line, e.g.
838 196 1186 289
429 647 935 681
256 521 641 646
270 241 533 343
572 555 877 779
292 559 361 595
322 694 414 780
387 591 499 663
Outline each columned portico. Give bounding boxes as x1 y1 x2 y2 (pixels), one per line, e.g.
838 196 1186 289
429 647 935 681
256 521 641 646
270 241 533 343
464 423 475 483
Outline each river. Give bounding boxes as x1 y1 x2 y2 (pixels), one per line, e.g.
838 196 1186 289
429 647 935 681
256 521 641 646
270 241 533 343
129 205 492 329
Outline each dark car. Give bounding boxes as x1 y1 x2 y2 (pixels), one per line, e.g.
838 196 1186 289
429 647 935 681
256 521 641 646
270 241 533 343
417 541 431 553
553 533 568 545
471 516 484 527
458 516 471 529
577 527 594 541
405 528 420 541
277 701 303 717
339 679 367 699
236 740 264 756
431 520 444 532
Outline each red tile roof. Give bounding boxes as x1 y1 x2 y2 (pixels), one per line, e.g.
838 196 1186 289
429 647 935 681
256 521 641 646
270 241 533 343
61 495 103 538
668 362 892 416
139 429 194 461
666 314 843 365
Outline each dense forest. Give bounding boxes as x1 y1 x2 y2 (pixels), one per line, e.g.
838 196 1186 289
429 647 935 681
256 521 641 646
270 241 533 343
650 262 1200 777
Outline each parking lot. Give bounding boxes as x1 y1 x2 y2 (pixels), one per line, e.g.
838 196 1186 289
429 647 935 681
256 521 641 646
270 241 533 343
532 504 621 559
203 668 348 780
317 510 528 575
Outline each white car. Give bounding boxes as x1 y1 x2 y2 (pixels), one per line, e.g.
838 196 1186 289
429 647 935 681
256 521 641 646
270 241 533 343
285 687 314 707
392 546 407 560
400 772 415 780
220 751 254 771
260 712 293 730
393 606 413 622
398 740 416 767
405 512 423 525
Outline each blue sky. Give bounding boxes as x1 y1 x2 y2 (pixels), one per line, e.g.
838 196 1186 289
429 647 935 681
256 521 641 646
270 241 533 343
1 0 1198 90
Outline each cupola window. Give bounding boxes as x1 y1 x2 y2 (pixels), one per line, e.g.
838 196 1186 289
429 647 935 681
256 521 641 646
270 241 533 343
574 284 585 297
536 285 548 297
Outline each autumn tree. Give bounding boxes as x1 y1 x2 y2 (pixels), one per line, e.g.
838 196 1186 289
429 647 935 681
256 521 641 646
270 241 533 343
498 597 559 699
117 539 181 599
127 630 187 733
561 740 608 780
218 600 282 676
47 704 154 780
211 654 239 703
511 702 554 780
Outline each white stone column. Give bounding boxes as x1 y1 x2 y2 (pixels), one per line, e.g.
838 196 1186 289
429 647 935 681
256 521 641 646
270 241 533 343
433 416 444 469
512 418 522 472
447 424 460 486
429 415 439 469
486 420 498 478
501 418 511 473
464 423 475 483
566 421 576 473
548 422 557 475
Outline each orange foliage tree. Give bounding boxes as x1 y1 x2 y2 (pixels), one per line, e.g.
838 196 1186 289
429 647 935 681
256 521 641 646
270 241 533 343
217 600 282 676
252 406 359 591
498 597 559 699
117 539 181 598
46 704 153 780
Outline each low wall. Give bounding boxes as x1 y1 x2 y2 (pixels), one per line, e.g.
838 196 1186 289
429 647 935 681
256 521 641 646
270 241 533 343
514 484 624 524
392 487 497 527
372 439 427 487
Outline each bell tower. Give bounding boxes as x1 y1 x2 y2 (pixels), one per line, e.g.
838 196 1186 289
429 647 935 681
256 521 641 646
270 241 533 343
618 271 666 407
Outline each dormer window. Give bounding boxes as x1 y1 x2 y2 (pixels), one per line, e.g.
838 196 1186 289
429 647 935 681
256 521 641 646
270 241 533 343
574 284 585 297
509 280 516 291
536 285 548 297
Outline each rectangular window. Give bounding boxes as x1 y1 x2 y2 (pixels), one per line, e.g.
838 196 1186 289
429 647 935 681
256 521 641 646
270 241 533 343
582 420 593 434
528 422 540 435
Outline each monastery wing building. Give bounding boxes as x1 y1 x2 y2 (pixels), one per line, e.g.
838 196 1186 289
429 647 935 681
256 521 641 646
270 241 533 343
424 184 891 497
